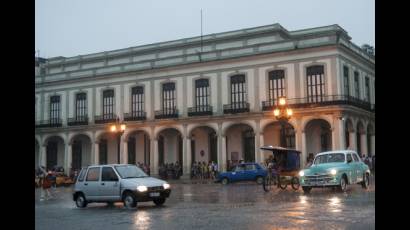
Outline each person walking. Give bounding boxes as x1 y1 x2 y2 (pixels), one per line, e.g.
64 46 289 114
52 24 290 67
39 167 53 201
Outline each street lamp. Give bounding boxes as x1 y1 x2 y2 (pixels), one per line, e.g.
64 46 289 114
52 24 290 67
110 118 126 164
273 96 293 147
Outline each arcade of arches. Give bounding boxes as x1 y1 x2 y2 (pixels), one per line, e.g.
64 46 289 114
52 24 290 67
35 116 374 176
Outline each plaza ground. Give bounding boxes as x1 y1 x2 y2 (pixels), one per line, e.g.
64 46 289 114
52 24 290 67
35 177 375 230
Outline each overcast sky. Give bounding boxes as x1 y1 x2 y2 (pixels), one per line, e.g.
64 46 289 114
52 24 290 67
35 0 375 58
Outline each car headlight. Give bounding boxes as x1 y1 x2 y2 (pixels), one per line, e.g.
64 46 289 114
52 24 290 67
330 169 337 175
299 170 304 177
163 183 170 189
137 185 148 192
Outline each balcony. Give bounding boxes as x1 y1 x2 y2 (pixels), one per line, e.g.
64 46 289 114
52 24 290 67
94 114 117 124
124 111 146 121
262 95 375 113
35 119 62 128
155 108 179 119
223 102 250 114
67 116 88 126
188 105 213 116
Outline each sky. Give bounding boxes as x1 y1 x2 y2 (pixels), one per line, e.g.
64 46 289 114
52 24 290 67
35 0 375 58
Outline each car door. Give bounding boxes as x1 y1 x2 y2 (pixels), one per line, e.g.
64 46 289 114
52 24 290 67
244 164 257 180
100 166 121 201
231 165 245 181
346 153 357 183
83 167 101 200
352 153 364 182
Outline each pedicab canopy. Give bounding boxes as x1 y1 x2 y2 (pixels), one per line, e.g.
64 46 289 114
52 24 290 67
260 146 301 171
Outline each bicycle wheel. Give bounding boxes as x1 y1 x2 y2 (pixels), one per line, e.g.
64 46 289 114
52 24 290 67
263 176 273 192
278 177 288 190
291 177 300 190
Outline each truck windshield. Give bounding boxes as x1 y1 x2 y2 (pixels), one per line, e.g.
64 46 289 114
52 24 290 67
313 153 345 165
114 165 148 179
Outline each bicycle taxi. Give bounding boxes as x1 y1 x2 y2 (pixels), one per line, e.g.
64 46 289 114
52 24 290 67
260 146 301 192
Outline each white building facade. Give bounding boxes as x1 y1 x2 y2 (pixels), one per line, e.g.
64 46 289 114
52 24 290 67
35 23 375 176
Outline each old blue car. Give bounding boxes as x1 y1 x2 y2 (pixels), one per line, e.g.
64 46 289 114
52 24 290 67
299 150 371 193
217 163 267 185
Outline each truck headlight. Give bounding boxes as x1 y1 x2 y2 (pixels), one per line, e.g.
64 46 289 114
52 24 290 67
330 169 337 175
163 183 170 189
299 170 304 177
137 185 148 192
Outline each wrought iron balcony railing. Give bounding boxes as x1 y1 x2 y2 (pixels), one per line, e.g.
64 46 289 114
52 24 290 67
223 102 250 114
262 95 375 113
94 114 117 124
67 116 89 126
35 119 62 128
188 105 213 116
124 111 146 121
155 108 179 119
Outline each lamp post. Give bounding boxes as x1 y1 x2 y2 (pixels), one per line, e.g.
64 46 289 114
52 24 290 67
110 118 126 164
273 96 293 147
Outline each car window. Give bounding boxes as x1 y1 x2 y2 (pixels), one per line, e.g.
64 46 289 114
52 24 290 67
114 165 148 179
313 153 345 164
245 164 256 171
346 154 353 162
86 167 100 181
77 168 86 182
235 165 245 172
102 167 118 181
352 153 360 162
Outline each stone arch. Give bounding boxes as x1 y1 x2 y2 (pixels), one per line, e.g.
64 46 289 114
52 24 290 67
304 118 332 156
70 133 93 172
301 115 333 132
187 123 218 137
68 131 93 145
42 135 66 170
224 122 256 163
123 127 151 141
155 125 184 139
222 120 256 136
261 118 298 133
189 125 218 164
124 127 151 165
42 133 66 146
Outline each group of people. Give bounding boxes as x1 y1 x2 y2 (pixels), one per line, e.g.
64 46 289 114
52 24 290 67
136 162 151 176
191 161 218 180
158 162 182 180
362 155 375 175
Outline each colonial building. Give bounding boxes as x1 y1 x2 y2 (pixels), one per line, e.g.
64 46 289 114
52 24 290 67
35 23 375 176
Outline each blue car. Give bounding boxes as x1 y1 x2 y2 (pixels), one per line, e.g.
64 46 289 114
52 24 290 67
217 163 267 185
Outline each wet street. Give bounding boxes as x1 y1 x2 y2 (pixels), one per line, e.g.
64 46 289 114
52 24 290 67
35 178 374 230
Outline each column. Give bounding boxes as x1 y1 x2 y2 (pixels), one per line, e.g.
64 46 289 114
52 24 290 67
361 133 368 157
64 144 72 175
186 137 192 176
181 134 189 178
349 131 357 151
259 133 264 163
152 138 159 175
254 132 260 164
370 135 375 156
331 127 337 151
93 142 99 165
40 145 47 167
90 139 95 165
221 135 227 172
122 139 128 164
217 132 223 172
301 131 307 167
338 118 346 150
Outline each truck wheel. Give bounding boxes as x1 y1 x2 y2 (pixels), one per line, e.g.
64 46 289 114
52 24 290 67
153 198 166 206
123 192 137 209
75 193 88 208
361 173 370 189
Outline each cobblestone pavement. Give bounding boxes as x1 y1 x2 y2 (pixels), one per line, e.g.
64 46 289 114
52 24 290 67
35 177 375 230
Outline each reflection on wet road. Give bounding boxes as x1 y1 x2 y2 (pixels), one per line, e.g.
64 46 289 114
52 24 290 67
35 178 375 230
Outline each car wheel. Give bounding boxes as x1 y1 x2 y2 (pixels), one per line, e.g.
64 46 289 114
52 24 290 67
302 186 312 194
221 178 229 185
361 173 370 189
153 198 166 206
123 192 137 209
256 176 263 185
75 193 87 208
291 177 300 190
339 176 348 192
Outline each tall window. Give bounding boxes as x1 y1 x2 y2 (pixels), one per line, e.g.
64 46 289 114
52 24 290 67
343 66 350 97
162 82 176 114
268 70 285 104
195 79 209 111
354 71 360 99
365 77 370 102
230 75 246 108
103 90 114 119
49 95 60 124
75 93 87 121
306 65 325 103
284 125 295 149
131 86 144 116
